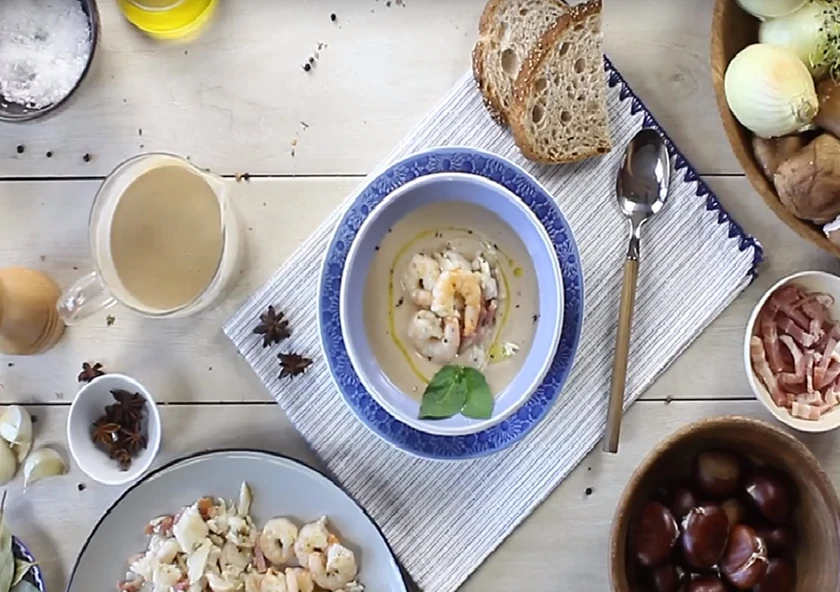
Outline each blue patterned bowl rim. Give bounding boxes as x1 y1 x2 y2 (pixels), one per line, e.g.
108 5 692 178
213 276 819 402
12 536 46 592
318 146 585 460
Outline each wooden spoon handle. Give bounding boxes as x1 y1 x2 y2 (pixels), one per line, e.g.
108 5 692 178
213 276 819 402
604 257 639 453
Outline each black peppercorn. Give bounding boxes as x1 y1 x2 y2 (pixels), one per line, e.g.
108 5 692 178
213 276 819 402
16 145 24 154
330 13 337 21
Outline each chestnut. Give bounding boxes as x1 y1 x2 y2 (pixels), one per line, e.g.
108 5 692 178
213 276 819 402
720 524 768 589
633 501 680 567
755 525 795 557
681 503 730 569
669 484 700 521
744 468 793 525
753 558 795 592
721 498 746 528
685 575 728 592
693 450 741 497
651 563 681 592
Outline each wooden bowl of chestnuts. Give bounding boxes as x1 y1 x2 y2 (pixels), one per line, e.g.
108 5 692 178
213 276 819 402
609 416 840 591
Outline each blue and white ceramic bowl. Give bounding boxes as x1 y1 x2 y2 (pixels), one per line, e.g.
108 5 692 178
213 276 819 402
319 147 584 460
340 172 563 436
12 536 46 592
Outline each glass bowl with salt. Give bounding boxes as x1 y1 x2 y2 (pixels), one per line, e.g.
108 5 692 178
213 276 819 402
0 0 99 122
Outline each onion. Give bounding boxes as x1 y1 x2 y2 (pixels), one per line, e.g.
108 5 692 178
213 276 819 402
725 44 818 138
759 0 840 76
737 0 808 19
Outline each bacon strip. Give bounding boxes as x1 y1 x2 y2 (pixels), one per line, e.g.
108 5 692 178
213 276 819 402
792 402 822 421
761 317 785 372
776 316 820 348
751 337 786 406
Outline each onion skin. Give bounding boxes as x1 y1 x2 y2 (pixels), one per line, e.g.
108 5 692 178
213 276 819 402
725 44 818 138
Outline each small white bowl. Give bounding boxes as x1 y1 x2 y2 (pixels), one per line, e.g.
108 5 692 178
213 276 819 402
67 373 162 485
744 270 840 433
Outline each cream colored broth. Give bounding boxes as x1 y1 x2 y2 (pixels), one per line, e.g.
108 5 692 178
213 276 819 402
109 164 224 312
364 201 539 400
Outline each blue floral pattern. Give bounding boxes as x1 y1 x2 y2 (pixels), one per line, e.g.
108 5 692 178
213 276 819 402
318 147 584 460
13 537 46 592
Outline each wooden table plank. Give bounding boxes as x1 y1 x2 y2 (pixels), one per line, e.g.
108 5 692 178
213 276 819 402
2 401 835 592
0 0 735 178
0 176 835 404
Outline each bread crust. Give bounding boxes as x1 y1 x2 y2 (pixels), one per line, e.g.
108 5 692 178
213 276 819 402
473 0 570 127
509 0 610 164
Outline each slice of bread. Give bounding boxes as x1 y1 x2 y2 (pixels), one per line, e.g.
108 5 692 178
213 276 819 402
510 0 612 163
472 0 569 125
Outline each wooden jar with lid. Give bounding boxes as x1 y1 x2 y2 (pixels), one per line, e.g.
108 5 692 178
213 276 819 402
0 267 65 355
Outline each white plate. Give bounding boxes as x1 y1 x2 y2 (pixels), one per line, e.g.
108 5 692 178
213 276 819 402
67 450 407 592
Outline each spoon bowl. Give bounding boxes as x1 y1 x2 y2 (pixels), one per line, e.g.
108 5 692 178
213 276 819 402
616 129 671 223
604 128 671 453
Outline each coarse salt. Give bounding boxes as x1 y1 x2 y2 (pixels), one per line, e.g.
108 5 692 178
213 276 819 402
0 0 91 110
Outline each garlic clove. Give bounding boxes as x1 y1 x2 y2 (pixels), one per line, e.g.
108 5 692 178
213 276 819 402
0 406 32 447
12 436 32 465
0 440 17 486
22 448 66 487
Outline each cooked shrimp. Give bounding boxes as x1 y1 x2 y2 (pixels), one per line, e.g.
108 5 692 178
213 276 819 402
407 310 461 364
259 518 298 566
259 569 288 592
308 544 358 591
285 568 314 592
472 256 499 301
293 517 331 567
435 250 471 272
402 253 440 307
431 269 483 336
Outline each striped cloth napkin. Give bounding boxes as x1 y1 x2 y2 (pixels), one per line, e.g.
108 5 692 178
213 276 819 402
224 65 762 591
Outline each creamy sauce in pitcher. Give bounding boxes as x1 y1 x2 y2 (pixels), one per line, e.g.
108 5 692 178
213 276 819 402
109 164 224 312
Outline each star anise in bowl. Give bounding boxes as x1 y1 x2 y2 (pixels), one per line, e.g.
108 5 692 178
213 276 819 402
253 305 291 348
90 389 149 471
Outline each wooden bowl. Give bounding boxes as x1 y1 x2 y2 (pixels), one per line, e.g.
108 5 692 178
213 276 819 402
609 416 840 591
710 0 840 257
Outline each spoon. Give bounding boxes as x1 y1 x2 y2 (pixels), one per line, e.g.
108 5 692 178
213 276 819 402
603 128 671 454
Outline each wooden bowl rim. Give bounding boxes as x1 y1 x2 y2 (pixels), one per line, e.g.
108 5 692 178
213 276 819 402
608 415 840 590
710 0 840 258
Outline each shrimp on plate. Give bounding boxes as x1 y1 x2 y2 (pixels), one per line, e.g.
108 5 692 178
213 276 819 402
259 517 298 566
308 543 358 591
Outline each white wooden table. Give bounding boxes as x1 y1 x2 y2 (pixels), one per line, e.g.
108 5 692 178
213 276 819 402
1 1 839 590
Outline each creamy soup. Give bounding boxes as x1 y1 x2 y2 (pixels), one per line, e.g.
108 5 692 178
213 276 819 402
364 201 539 399
109 164 224 312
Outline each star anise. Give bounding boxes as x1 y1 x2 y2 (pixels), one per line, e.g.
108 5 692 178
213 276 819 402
91 417 120 446
104 403 126 424
278 352 313 379
111 447 133 471
111 389 147 424
253 305 291 348
120 425 148 455
78 362 105 383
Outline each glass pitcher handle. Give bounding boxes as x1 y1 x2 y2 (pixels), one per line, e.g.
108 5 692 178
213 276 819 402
57 272 117 325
